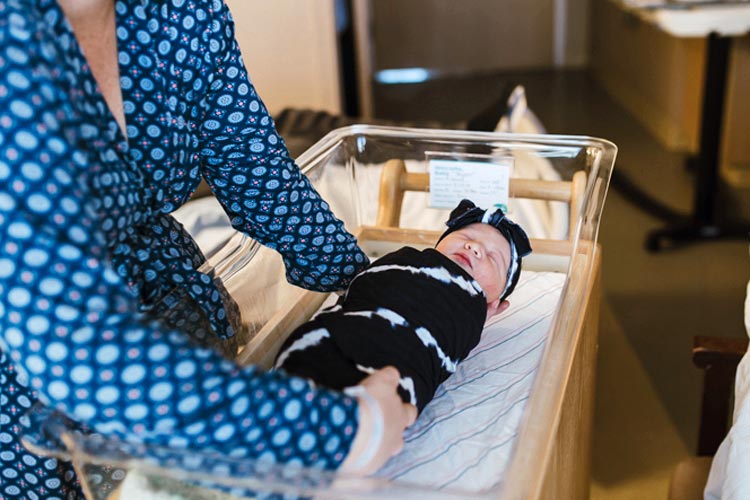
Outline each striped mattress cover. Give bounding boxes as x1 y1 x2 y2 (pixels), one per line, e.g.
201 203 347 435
375 269 565 492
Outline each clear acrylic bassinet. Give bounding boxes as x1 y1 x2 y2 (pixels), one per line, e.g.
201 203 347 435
23 126 616 500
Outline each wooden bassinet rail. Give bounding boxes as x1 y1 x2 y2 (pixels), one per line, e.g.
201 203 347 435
375 158 587 247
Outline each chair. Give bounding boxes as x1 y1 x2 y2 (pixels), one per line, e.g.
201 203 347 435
668 335 749 500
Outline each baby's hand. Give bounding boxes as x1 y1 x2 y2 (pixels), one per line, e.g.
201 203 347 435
339 366 417 475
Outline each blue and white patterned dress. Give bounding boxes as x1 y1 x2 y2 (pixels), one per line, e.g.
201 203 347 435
0 0 368 498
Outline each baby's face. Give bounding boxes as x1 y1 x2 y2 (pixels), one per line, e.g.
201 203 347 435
435 223 512 303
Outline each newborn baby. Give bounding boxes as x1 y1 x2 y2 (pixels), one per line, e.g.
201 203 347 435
274 199 532 412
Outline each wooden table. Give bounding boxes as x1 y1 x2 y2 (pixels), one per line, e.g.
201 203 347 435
611 0 750 251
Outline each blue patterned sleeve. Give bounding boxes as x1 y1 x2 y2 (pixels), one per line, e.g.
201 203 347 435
0 6 357 470
197 3 369 292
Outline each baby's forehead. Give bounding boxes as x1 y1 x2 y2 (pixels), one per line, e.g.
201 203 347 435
457 223 510 247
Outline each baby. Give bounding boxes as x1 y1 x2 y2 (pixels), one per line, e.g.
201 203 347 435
274 199 532 412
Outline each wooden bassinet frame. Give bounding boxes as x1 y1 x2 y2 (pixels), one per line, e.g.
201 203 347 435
237 159 602 500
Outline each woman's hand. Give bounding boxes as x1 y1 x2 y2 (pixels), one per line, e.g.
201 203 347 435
339 366 417 475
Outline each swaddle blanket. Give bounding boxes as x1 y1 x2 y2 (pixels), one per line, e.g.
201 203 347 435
275 247 487 412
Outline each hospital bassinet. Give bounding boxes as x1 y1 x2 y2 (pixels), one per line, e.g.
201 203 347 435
23 126 616 499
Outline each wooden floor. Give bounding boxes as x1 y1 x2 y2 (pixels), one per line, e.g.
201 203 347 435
373 69 750 499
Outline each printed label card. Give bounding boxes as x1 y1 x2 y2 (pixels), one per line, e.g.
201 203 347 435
428 157 513 212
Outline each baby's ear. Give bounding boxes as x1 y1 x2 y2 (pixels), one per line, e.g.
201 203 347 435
486 299 510 320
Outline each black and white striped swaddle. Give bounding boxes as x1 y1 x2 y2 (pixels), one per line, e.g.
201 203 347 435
274 247 487 412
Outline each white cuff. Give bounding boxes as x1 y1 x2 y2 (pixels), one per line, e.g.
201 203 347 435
343 385 384 471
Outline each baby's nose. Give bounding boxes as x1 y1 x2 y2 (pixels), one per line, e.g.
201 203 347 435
465 241 483 257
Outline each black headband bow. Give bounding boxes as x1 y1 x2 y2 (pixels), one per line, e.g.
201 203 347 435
438 199 532 301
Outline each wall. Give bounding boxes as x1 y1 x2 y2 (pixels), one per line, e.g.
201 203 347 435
224 0 342 114
591 0 704 153
369 0 556 73
721 34 750 187
560 0 591 67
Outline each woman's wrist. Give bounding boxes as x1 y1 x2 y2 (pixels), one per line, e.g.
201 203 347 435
339 385 385 474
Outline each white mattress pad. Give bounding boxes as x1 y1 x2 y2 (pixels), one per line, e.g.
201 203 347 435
376 269 565 492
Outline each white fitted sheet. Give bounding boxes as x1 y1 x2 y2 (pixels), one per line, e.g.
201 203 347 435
375 269 565 492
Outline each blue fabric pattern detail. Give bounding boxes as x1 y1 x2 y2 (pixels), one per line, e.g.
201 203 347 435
0 1 366 498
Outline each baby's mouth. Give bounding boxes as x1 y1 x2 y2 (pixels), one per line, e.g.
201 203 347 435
454 252 472 270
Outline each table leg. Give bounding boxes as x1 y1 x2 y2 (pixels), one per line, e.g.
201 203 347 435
612 33 749 252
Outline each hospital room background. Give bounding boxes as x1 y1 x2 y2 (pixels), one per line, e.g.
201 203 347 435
21 0 750 499
224 1 750 498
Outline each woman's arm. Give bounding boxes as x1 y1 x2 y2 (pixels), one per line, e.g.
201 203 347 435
0 4 357 470
196 3 369 292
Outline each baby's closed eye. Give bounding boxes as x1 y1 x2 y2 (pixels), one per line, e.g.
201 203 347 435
489 251 503 271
